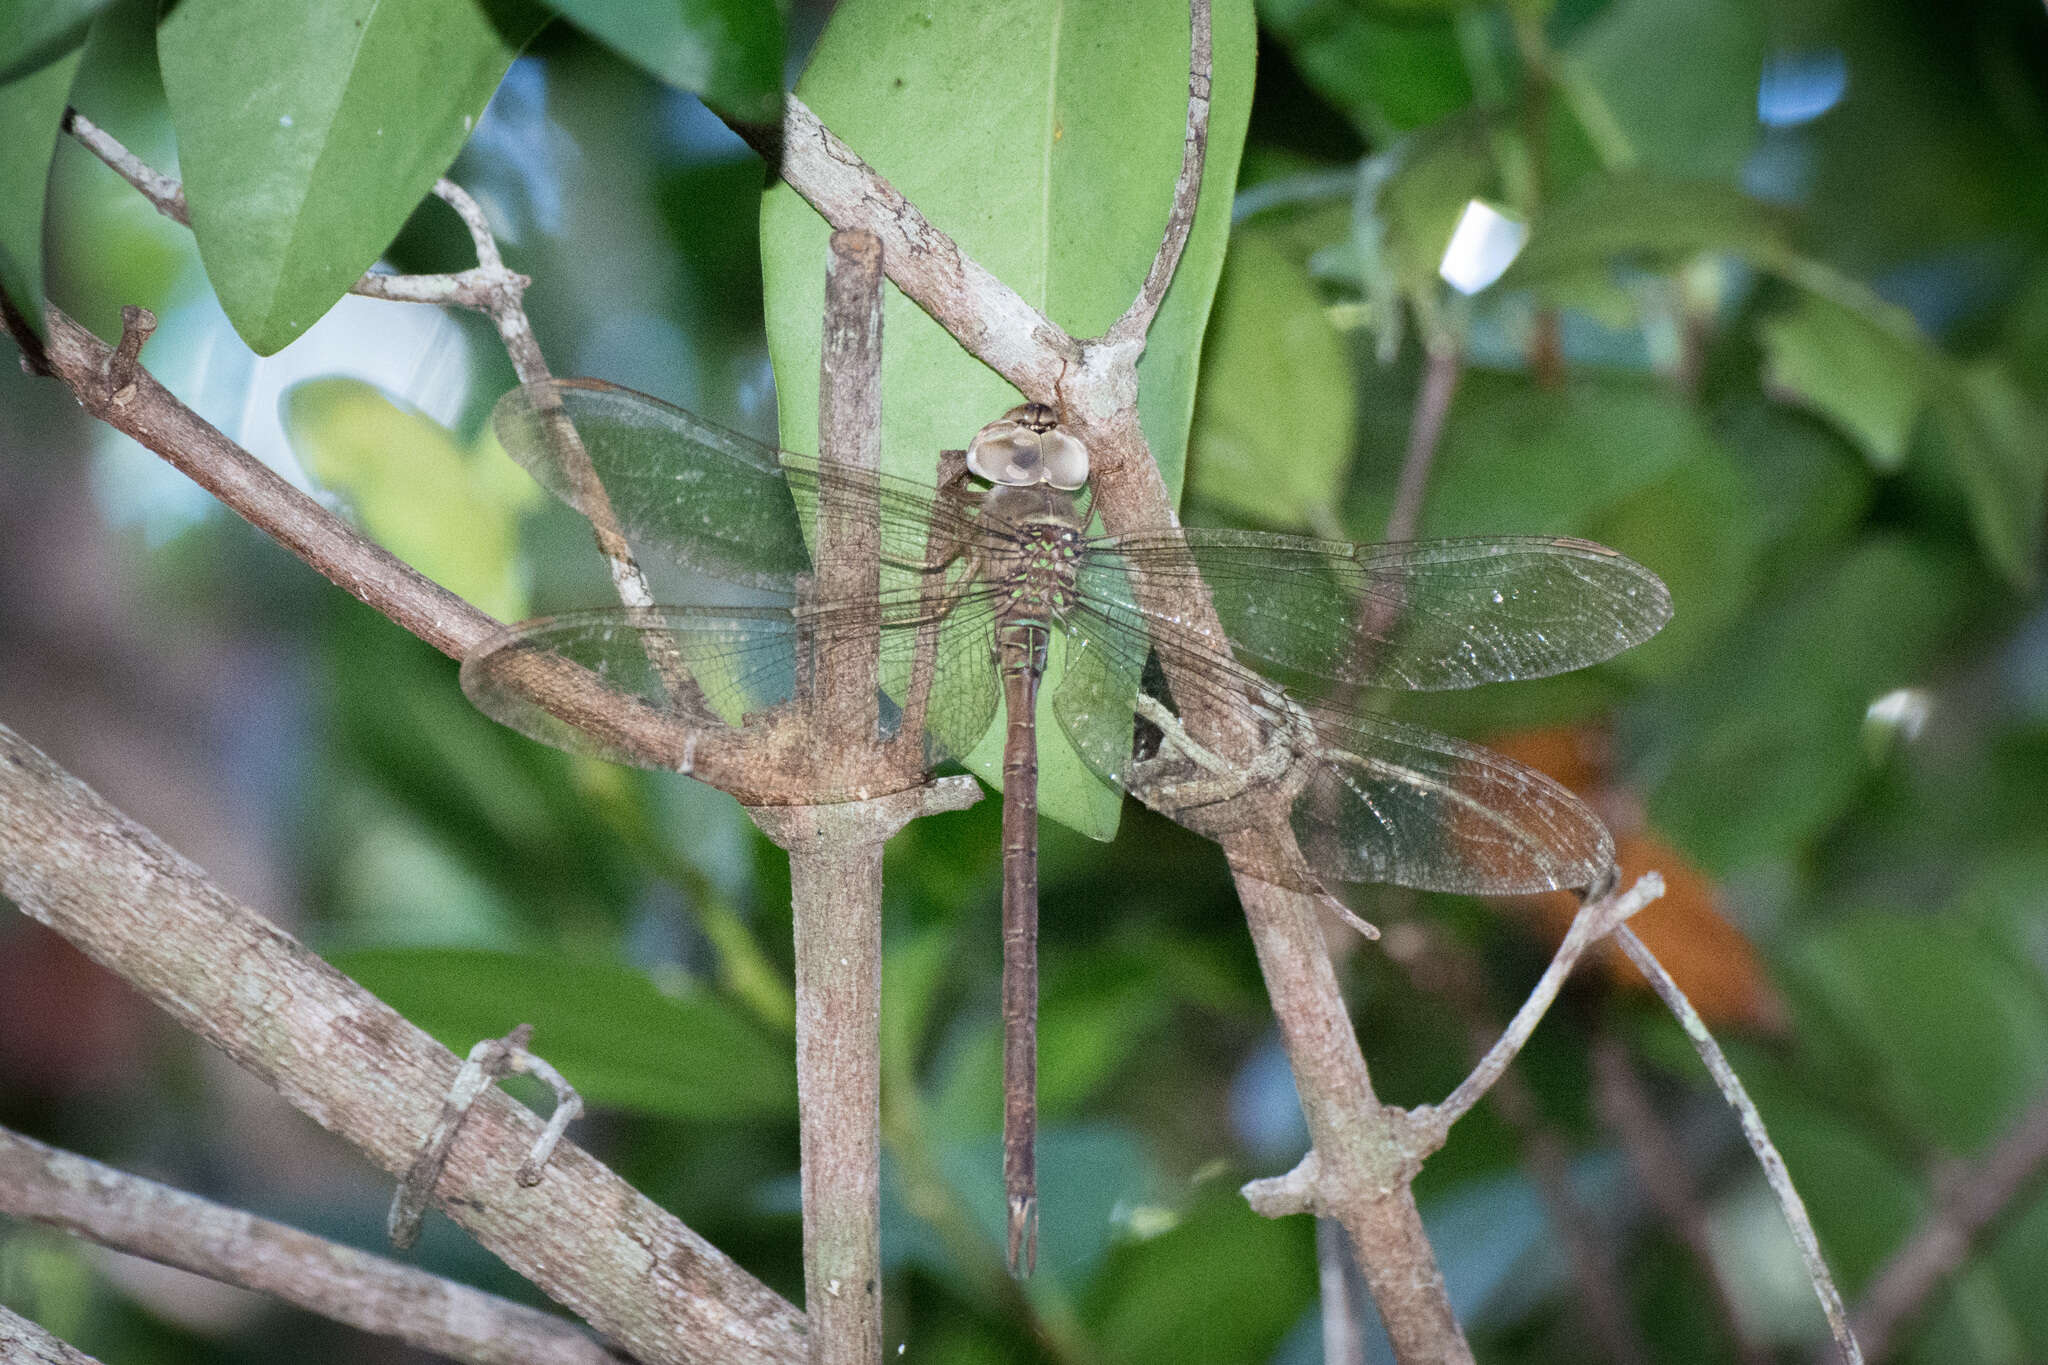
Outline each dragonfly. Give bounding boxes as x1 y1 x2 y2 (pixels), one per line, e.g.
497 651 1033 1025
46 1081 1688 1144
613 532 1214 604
461 378 1672 1274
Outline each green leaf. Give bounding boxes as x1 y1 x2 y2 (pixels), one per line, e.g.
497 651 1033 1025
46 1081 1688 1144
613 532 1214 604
898 1124 1155 1286
1187 230 1355 526
159 0 545 354
1501 174 1793 288
336 946 796 1121
1926 363 2048 590
1254 0 1471 141
543 0 782 120
1789 912 2048 1153
1760 290 1932 473
928 952 1168 1134
1715 400 1875 583
1567 0 1764 179
1647 537 1976 874
1081 1190 1314 1362
0 0 107 82
285 378 540 622
1581 445 1764 680
760 0 1255 840
0 46 83 337
1351 372 1718 540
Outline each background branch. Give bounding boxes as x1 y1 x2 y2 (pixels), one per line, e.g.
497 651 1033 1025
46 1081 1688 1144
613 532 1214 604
0 1125 619 1365
0 1305 103 1365
0 721 805 1365
1848 1090 2048 1360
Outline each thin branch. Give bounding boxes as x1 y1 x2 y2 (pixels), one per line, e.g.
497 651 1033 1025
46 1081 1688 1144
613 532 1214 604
0 721 806 1365
1384 335 1464 545
781 227 889 1365
1383 919 1649 1365
1415 874 1664 1146
1105 0 1213 347
1611 927 1864 1365
765 95 1082 406
0 1125 618 1365
62 109 187 223
1848 1090 2048 1360
1592 1034 1769 1365
0 1305 102 1365
23 304 909 807
57 114 675 658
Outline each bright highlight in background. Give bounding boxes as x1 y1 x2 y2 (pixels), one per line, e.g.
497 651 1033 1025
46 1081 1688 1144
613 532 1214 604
1439 199 1529 295
1758 49 1848 127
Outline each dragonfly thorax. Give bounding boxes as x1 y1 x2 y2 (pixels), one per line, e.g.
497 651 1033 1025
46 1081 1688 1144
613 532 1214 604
983 484 1087 623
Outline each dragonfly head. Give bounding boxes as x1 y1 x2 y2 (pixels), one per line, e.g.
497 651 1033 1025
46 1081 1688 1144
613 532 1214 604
966 403 1090 492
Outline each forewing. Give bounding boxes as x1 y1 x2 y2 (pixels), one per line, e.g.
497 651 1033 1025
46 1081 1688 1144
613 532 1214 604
492 379 998 599
491 379 813 591
1091 530 1672 692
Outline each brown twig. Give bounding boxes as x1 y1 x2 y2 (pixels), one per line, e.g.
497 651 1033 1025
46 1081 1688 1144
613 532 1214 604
1384 336 1465 545
1105 0 1213 349
0 1125 619 1365
0 1305 102 1365
775 227 889 1365
62 109 188 224
1591 1034 1768 1365
387 1025 584 1250
1611 927 1864 1364
1415 875 1664 1146
0 721 806 1365
1848 1090 2048 1361
763 95 1083 407
1382 920 1650 1365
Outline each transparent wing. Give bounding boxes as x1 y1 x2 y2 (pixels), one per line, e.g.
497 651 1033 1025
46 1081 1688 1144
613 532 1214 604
1050 583 1614 895
460 595 1004 793
1088 530 1672 692
492 379 1003 594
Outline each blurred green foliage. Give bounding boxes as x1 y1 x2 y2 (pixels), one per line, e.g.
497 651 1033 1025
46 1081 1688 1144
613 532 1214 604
3 0 2048 1362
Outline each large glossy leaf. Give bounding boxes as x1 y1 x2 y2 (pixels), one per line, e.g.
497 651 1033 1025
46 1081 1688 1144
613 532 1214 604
159 0 545 354
0 0 107 82
337 946 796 1121
1186 229 1355 527
760 0 1255 839
542 0 782 120
0 47 83 338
